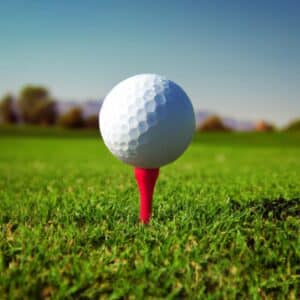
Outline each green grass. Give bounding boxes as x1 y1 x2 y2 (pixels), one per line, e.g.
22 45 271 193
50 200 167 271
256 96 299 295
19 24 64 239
0 131 299 299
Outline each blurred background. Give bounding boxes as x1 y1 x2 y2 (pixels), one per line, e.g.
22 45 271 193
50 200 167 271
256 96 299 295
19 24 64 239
0 0 299 133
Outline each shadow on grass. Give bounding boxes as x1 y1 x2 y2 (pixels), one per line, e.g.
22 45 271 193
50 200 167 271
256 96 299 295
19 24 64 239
229 197 300 221
0 125 99 138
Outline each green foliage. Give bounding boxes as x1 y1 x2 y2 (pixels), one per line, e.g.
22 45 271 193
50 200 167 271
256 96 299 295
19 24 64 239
0 133 299 299
198 115 231 132
18 85 57 124
0 94 17 124
58 107 84 129
285 118 300 131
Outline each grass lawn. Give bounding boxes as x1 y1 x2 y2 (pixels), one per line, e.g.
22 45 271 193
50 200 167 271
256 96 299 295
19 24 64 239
0 129 299 299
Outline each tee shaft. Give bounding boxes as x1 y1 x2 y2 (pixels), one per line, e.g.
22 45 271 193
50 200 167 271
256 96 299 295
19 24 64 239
134 167 160 224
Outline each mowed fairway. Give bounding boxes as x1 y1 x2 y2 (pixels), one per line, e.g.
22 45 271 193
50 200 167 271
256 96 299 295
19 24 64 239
0 132 300 299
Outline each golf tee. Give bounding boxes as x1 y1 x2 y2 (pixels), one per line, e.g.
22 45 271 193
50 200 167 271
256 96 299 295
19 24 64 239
134 167 160 224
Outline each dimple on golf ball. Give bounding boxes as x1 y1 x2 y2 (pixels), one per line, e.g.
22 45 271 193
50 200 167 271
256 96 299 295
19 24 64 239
99 74 195 168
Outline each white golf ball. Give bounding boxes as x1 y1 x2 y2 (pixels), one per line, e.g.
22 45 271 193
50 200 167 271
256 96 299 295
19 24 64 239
99 74 195 168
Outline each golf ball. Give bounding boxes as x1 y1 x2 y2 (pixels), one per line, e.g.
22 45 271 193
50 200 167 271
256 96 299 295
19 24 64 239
99 74 195 168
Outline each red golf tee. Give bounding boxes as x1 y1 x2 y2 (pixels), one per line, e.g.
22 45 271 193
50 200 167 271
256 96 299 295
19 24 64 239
134 167 159 224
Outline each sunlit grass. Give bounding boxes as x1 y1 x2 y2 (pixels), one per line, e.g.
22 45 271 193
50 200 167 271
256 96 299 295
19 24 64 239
0 132 299 299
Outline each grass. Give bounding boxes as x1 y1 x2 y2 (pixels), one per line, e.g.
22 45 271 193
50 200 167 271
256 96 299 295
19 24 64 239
0 129 299 299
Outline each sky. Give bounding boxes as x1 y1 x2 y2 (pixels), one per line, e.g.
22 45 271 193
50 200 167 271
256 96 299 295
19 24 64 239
0 1 299 126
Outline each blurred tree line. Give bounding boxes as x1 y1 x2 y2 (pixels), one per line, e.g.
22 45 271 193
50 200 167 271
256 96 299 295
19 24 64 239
197 115 231 132
1 85 299 131
0 85 99 129
196 115 277 132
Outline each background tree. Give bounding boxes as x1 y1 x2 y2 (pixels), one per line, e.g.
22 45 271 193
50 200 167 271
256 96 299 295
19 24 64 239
32 100 57 125
0 94 17 124
18 85 57 124
284 118 300 131
198 115 231 132
58 107 84 128
255 120 275 132
85 115 98 129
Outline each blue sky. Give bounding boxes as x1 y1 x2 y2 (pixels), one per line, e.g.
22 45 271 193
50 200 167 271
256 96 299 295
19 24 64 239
0 1 299 125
